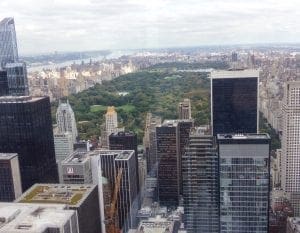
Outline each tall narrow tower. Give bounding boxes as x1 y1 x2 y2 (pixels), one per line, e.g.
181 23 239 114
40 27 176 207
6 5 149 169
281 81 300 215
56 100 78 143
178 98 192 120
105 106 118 136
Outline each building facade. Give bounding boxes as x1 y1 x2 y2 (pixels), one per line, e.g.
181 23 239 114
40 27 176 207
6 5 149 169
281 82 300 215
0 153 22 201
0 70 8 96
178 98 192 120
211 69 259 136
218 133 270 233
182 128 219 233
0 96 58 191
0 18 18 69
54 132 74 162
56 100 78 143
5 62 29 96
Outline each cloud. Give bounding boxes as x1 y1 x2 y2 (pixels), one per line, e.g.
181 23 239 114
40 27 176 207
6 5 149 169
0 0 299 54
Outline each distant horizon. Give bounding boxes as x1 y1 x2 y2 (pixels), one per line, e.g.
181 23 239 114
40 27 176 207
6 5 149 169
19 42 300 57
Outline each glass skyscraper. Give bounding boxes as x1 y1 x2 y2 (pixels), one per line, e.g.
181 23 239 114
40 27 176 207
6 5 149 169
182 127 219 233
0 96 59 191
218 133 270 233
211 69 259 136
0 18 18 69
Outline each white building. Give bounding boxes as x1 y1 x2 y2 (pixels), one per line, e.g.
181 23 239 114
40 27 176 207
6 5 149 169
281 81 300 215
56 100 78 143
54 132 74 162
0 203 79 233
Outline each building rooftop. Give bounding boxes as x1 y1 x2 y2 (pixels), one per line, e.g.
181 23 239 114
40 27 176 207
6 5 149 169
161 119 193 127
0 153 17 160
210 69 259 79
0 96 45 103
16 184 96 207
89 150 134 160
287 217 300 233
217 133 270 140
110 131 136 137
0 203 76 233
137 216 174 233
62 150 90 164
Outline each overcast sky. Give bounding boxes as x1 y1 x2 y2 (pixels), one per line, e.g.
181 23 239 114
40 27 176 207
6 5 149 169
1 0 299 55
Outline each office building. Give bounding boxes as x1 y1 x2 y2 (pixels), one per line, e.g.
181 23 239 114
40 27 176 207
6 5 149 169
211 69 259 135
54 132 74 162
0 70 8 96
5 62 29 96
281 82 300 215
287 217 300 233
156 120 180 206
90 150 139 233
218 133 270 233
0 18 18 68
0 203 79 233
178 98 192 120
17 184 101 233
105 106 118 136
109 131 139 192
0 153 22 202
182 128 219 233
61 150 92 184
0 96 58 191
56 100 78 143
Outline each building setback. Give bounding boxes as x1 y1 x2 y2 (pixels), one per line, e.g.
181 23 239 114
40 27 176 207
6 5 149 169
16 184 101 233
0 153 22 202
218 133 270 233
211 69 259 136
182 128 219 233
0 96 58 191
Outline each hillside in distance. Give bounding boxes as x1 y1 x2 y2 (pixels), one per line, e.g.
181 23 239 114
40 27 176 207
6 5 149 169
52 62 229 141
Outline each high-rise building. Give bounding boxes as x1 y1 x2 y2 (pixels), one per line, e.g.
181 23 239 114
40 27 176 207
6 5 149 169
0 70 8 96
156 120 180 207
5 62 29 96
178 98 192 120
0 96 58 191
211 69 259 136
0 18 18 68
90 150 139 233
281 81 300 215
61 150 92 184
0 153 22 201
105 106 118 136
109 131 139 194
17 184 101 233
0 203 79 233
56 100 78 143
218 133 270 233
54 132 74 162
182 128 219 233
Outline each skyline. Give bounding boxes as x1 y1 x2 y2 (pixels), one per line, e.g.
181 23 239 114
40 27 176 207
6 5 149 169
0 0 299 55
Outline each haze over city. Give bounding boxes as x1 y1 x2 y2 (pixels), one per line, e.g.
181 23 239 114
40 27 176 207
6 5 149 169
1 0 300 54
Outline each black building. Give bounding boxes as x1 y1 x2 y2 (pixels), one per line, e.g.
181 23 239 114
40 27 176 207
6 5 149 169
0 153 22 201
182 128 219 233
0 70 8 96
109 131 139 192
0 96 58 190
211 69 259 136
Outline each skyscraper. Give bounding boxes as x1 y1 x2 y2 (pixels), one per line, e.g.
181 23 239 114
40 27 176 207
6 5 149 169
178 98 192 120
0 70 8 96
218 133 270 233
5 62 29 96
156 120 180 206
182 127 219 233
0 153 22 201
0 18 18 68
0 96 58 191
90 150 139 233
56 100 78 143
211 69 259 136
105 106 118 136
281 81 300 215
